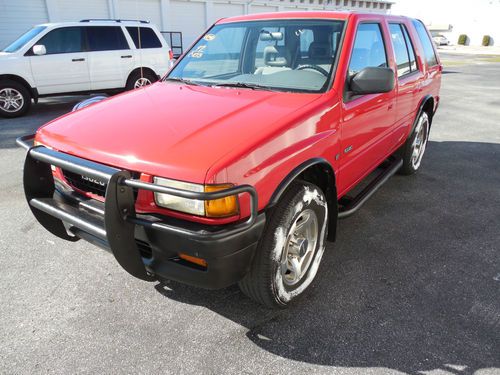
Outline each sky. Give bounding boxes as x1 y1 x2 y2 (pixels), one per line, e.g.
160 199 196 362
390 0 500 44
391 0 500 25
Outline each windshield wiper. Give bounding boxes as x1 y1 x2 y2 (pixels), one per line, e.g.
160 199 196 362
212 82 275 91
164 77 203 86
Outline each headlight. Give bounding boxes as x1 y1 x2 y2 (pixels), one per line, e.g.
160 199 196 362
153 177 238 217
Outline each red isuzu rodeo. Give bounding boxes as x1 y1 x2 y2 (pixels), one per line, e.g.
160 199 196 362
18 12 441 308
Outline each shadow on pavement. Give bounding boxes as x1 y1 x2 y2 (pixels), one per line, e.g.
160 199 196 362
0 96 87 149
154 140 500 374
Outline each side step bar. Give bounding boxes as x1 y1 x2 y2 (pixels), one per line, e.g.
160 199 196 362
338 157 403 219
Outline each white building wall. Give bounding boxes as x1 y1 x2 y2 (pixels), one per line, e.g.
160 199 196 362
117 0 162 27
0 0 49 49
52 0 110 21
0 0 393 49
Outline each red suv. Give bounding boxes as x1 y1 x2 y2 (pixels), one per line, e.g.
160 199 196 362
18 12 441 308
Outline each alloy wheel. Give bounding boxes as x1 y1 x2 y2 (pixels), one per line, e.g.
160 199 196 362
0 88 24 113
280 209 319 286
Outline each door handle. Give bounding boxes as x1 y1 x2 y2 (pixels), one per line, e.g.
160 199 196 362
121 55 133 59
72 58 85 62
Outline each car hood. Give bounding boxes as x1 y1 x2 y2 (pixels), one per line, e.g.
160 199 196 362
37 82 321 182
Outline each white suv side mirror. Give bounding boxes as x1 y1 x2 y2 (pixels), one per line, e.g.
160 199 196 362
33 45 47 56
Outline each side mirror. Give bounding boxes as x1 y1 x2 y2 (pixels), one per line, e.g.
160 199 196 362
33 44 46 56
349 67 395 95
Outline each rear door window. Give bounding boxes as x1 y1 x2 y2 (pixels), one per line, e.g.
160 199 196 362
126 27 163 49
348 23 388 76
389 24 410 77
412 20 438 67
401 25 417 71
36 27 84 54
86 26 129 51
389 23 418 77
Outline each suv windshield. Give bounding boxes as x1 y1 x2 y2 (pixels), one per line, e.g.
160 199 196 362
167 19 345 93
3 26 47 53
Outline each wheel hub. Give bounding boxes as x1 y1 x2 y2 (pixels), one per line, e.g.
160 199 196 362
134 77 152 88
280 209 319 286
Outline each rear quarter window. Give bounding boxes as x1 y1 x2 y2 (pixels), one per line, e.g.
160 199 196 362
126 27 163 49
412 20 438 67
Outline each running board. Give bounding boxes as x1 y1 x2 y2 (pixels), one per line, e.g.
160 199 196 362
338 157 403 219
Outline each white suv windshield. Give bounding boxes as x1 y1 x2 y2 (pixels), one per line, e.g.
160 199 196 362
3 26 47 53
167 19 345 93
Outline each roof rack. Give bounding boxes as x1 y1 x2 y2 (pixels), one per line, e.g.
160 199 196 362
80 19 150 24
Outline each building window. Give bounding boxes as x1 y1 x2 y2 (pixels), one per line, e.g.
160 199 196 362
351 0 356 6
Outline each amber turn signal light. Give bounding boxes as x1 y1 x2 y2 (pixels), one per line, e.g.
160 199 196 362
178 253 207 268
204 184 239 218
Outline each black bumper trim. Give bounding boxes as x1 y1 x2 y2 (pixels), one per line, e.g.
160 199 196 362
17 134 262 286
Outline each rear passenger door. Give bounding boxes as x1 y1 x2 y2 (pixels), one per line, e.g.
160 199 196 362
126 27 170 77
338 22 397 195
85 26 133 90
388 23 423 137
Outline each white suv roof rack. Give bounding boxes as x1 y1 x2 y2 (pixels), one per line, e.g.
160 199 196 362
79 19 150 24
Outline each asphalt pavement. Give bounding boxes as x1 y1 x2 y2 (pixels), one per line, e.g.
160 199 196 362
0 60 499 374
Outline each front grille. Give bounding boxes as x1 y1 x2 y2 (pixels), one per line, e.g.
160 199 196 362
63 170 107 197
62 170 139 199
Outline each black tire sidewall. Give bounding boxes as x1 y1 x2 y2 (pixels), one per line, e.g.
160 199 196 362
0 81 31 118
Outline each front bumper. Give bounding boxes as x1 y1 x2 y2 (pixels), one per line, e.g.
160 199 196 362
17 135 265 289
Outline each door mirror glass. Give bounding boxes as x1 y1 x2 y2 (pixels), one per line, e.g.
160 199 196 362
349 66 395 95
33 44 46 56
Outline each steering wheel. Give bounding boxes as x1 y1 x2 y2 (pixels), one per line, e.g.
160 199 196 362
297 65 329 77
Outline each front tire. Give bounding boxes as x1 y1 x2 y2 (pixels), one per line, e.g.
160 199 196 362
0 80 31 118
239 181 329 308
399 111 430 175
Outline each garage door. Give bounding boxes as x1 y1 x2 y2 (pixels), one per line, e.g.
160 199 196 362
54 0 109 21
282 7 310 12
118 0 162 28
170 0 206 48
211 3 244 24
249 5 279 14
0 0 48 49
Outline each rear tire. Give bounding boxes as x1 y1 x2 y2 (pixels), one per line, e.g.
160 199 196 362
0 80 31 118
126 70 158 90
399 111 430 175
239 181 329 308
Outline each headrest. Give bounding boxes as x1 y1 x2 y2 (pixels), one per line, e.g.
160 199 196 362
308 42 332 60
263 45 290 67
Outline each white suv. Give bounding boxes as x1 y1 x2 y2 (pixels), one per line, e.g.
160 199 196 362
0 19 172 118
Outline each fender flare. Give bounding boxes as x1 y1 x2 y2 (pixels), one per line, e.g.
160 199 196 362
0 74 38 103
409 94 434 138
267 158 338 242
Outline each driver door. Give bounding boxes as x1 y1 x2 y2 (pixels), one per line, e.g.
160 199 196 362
29 27 90 95
337 22 397 196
